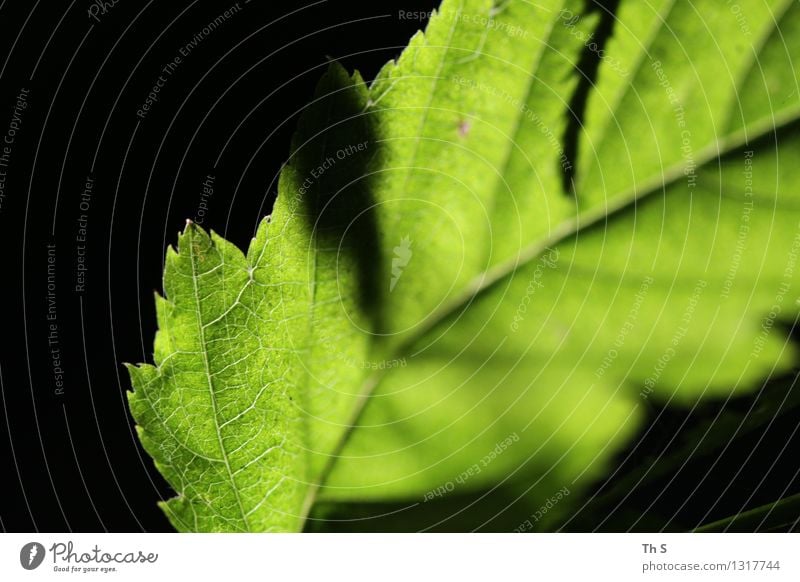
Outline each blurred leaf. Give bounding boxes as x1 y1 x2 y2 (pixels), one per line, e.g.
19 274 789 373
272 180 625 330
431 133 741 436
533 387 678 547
695 492 800 532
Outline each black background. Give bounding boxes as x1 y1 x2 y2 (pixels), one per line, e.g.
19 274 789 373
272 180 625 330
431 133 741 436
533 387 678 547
0 0 798 533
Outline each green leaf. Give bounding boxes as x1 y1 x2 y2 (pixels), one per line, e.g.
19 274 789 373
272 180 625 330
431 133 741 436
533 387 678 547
127 64 379 531
558 374 800 532
695 492 800 532
128 0 800 531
